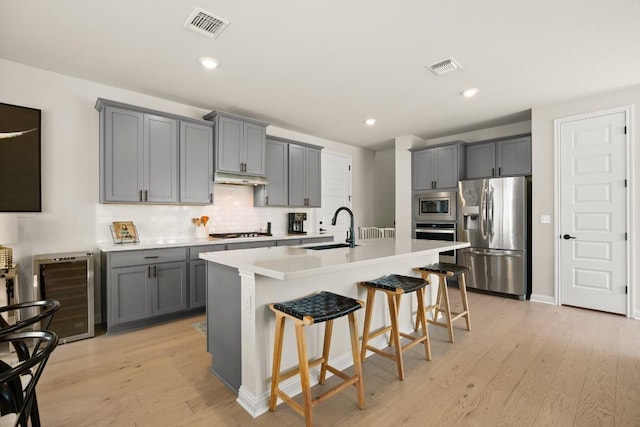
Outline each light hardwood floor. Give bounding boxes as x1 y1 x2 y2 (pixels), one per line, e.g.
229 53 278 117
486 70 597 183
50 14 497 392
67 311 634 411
35 291 640 426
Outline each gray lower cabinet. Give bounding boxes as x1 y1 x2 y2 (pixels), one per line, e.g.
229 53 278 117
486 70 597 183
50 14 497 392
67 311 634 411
465 135 531 179
289 144 322 207
254 138 288 206
412 142 465 190
189 244 225 308
180 121 214 204
104 247 190 333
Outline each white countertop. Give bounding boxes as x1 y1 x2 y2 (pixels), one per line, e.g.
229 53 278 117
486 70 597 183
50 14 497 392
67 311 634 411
96 233 329 252
199 238 470 280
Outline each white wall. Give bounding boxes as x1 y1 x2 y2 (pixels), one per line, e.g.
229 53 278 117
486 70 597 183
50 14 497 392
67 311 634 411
0 58 375 303
530 85 640 313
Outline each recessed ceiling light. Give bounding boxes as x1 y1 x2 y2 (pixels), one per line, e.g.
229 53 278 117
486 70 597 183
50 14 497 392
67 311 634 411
364 118 376 126
461 88 479 98
199 56 219 70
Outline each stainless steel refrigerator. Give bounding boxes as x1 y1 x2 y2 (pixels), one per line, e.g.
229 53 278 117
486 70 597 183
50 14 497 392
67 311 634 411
457 176 531 299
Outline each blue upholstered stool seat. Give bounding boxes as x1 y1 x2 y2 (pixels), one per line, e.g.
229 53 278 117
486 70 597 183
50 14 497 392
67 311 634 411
272 291 362 324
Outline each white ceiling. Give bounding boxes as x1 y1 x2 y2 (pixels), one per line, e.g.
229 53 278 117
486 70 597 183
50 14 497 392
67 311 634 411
1 1 639 150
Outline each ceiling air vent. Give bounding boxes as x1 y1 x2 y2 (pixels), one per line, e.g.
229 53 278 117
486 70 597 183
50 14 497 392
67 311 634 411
184 7 230 39
427 57 463 76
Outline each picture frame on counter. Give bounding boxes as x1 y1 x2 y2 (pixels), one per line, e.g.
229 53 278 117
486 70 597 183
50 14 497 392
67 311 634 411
110 221 139 244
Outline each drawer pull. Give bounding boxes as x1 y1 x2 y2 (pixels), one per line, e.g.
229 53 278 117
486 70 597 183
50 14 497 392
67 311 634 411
144 255 159 259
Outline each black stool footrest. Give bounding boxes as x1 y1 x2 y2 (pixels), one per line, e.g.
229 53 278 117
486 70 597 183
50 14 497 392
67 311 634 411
417 262 471 276
361 274 427 293
273 291 362 323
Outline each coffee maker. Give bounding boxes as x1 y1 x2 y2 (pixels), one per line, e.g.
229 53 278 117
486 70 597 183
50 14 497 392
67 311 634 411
288 212 307 234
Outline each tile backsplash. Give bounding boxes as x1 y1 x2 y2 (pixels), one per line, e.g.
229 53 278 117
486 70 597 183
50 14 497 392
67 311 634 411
96 184 315 242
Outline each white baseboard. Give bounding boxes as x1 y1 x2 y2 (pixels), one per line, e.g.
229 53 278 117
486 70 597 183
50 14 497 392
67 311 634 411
530 294 556 305
633 310 640 320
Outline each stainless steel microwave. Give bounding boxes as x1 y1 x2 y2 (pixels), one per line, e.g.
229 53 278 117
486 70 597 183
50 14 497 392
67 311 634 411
414 191 457 222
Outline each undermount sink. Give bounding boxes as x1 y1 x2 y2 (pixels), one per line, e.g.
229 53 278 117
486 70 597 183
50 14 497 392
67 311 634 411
304 243 359 250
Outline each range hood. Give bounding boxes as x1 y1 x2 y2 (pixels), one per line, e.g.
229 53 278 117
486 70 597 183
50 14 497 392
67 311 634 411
213 171 268 186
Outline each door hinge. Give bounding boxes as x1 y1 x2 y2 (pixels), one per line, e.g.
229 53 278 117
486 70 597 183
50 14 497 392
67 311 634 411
625 232 628 240
624 126 627 134
348 165 351 171
348 195 352 202
625 286 628 294
625 179 628 188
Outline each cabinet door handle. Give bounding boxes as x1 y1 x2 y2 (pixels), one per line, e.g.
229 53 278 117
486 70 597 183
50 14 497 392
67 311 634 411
492 168 495 176
144 189 148 202
209 193 213 203
147 266 151 278
153 265 157 278
266 196 269 205
498 167 502 176
139 190 143 202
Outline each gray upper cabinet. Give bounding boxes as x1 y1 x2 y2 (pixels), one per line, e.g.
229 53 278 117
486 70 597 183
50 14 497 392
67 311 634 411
180 121 214 204
97 99 213 205
412 142 465 190
144 114 179 203
289 144 322 207
204 111 267 176
254 138 288 206
465 135 531 179
100 106 178 203
102 106 144 202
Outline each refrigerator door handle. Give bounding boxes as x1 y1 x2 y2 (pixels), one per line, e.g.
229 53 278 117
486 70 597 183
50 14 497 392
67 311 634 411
489 187 495 237
481 187 488 238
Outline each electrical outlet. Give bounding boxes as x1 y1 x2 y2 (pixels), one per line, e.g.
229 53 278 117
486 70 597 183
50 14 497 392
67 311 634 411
540 215 552 224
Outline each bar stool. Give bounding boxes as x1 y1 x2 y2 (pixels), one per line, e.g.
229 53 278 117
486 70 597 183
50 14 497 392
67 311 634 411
359 274 431 381
269 291 365 427
414 262 471 343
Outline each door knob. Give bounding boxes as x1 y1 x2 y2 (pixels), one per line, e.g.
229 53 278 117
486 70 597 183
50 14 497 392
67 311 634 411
562 234 576 240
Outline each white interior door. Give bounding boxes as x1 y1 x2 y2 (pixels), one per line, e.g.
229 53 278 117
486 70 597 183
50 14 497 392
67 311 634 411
319 151 352 242
558 110 628 314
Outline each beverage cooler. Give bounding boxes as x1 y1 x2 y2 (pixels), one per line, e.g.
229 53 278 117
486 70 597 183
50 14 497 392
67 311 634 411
33 252 95 343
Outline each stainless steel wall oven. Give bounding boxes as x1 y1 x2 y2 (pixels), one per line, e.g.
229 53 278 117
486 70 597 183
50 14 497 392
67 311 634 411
415 222 456 263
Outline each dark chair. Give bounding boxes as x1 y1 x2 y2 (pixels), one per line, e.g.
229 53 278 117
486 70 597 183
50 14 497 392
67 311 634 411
0 300 60 427
0 330 58 427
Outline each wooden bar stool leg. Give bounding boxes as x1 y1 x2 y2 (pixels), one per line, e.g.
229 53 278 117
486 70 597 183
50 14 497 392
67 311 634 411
459 272 471 331
433 277 443 322
269 313 286 411
386 292 404 380
360 288 375 362
319 319 334 384
416 288 431 361
440 275 454 343
295 322 313 427
348 312 366 409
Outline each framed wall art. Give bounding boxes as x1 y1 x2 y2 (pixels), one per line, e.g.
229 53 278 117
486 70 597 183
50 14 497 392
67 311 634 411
0 102 42 212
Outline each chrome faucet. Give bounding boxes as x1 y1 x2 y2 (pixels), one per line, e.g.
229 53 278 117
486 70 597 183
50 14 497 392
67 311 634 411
331 207 355 248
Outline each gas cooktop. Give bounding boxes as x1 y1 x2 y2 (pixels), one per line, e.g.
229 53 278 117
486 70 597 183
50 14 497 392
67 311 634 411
209 232 272 239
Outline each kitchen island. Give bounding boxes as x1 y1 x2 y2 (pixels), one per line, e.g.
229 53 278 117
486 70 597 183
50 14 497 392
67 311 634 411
200 237 469 417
